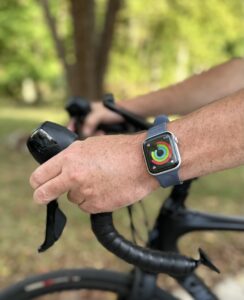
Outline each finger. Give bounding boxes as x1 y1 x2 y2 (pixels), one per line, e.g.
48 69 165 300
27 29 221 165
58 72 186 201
33 173 69 204
78 199 86 207
94 130 105 136
78 200 91 213
79 200 107 214
67 118 75 131
30 155 62 189
83 114 99 136
67 189 85 205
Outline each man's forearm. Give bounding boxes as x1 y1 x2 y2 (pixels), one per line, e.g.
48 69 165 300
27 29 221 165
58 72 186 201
167 88 244 181
122 58 244 117
31 88 244 214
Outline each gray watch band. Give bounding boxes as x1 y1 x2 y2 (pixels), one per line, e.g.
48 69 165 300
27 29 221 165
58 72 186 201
147 115 181 188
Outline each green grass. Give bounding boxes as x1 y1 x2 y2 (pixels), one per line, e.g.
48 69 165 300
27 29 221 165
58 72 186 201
1 102 244 291
0 103 67 137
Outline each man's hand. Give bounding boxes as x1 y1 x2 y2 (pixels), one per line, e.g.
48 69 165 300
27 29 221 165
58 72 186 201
67 102 124 136
29 133 159 214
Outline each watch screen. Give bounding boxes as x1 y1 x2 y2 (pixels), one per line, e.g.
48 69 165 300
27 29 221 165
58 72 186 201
143 132 180 174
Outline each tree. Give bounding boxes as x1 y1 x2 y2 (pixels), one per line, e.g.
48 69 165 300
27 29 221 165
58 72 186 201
0 0 243 104
38 0 123 99
106 0 244 96
0 0 60 103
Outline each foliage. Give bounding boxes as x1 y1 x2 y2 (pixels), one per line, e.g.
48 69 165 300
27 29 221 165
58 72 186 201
108 0 244 96
0 0 61 99
0 0 243 102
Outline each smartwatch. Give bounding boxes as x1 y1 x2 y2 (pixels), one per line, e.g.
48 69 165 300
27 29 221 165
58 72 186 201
142 115 182 188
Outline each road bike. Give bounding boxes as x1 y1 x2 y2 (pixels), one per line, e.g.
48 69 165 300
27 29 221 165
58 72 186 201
1 95 244 300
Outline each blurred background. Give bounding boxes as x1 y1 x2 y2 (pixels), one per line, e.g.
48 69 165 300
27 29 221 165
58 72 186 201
0 0 244 297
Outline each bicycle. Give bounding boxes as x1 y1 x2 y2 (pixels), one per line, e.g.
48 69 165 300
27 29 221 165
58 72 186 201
1 95 244 300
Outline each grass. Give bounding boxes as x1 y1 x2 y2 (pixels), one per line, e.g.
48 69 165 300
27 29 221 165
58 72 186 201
1 102 244 292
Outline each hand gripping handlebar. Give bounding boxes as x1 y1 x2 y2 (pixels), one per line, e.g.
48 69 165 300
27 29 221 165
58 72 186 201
65 96 130 136
27 121 219 275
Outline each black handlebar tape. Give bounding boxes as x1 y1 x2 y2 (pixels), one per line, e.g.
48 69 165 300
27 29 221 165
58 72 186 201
91 213 220 276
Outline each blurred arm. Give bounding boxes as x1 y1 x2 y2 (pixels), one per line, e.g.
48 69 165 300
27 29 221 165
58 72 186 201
121 58 244 116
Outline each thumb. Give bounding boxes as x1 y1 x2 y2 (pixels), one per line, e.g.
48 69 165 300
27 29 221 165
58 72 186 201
83 113 100 136
67 118 75 131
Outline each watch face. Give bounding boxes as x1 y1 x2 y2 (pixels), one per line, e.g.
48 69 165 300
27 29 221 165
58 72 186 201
143 132 180 174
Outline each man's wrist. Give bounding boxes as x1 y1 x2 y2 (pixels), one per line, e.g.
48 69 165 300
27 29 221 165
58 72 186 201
167 118 196 182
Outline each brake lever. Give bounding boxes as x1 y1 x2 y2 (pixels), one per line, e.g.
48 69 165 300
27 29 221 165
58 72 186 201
38 200 66 252
27 122 78 252
103 94 152 130
66 96 91 138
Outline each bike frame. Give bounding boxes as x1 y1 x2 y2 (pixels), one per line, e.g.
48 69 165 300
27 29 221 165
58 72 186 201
129 179 244 300
66 96 244 300
102 97 244 299
2 97 242 300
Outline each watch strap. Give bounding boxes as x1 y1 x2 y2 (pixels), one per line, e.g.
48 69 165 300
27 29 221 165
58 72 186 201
147 115 169 138
147 115 181 188
157 168 181 188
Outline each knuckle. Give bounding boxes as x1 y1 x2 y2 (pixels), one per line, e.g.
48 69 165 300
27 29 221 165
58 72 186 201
81 187 93 197
62 151 71 162
69 170 81 183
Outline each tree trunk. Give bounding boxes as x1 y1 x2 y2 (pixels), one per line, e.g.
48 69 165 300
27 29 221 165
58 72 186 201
96 0 123 97
39 0 123 100
38 0 72 95
70 0 96 98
